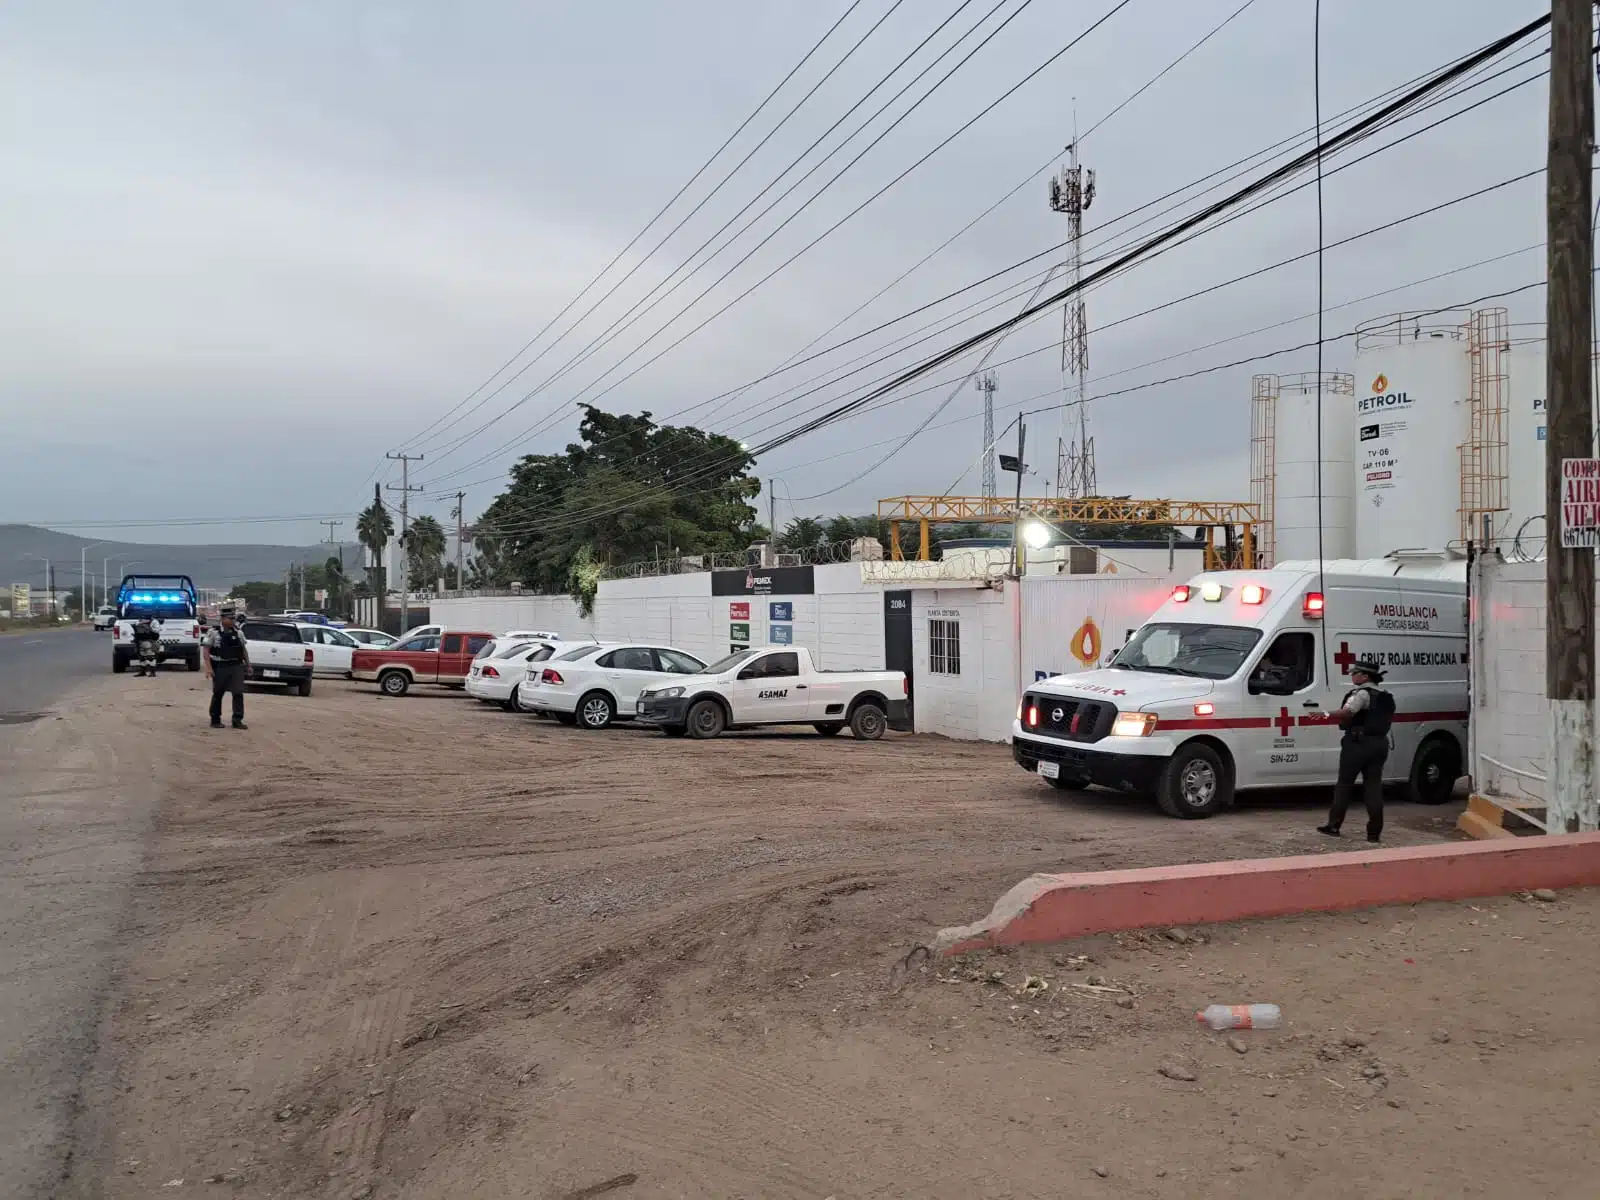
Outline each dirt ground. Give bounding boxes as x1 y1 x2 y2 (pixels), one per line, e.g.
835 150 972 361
54 673 1600 1199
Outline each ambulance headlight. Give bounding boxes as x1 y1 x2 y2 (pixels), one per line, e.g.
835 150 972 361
1200 581 1223 602
1111 711 1159 738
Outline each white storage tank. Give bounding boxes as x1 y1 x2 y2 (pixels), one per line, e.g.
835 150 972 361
1351 314 1472 557
1270 372 1355 561
1505 338 1546 550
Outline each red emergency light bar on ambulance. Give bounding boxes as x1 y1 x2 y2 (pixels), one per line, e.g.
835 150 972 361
1012 556 1468 819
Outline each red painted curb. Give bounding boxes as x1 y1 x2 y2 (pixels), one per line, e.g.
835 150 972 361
931 832 1600 955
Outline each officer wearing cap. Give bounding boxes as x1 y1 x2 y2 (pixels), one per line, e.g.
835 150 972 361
1318 658 1394 843
203 607 250 729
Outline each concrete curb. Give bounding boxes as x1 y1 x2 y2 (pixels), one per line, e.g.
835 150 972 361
930 832 1600 955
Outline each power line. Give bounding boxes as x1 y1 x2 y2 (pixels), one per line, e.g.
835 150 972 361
420 29 1545 499
417 0 1137 484
393 0 871 453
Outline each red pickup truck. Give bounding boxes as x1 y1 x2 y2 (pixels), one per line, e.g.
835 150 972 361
351 629 495 696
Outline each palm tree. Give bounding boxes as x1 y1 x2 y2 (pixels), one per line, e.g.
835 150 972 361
323 556 346 616
402 515 448 591
357 489 394 601
778 515 825 552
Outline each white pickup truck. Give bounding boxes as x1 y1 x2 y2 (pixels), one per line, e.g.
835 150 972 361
635 646 907 740
111 574 203 673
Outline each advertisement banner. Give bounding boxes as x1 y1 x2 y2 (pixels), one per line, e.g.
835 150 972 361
729 601 750 620
768 601 793 621
711 565 815 596
769 624 793 645
729 622 750 641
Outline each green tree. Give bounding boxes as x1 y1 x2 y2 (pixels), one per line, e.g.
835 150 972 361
323 556 347 616
778 516 825 552
475 405 760 591
356 489 394 598
402 515 448 590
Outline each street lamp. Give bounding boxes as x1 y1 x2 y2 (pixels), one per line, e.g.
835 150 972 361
1022 520 1052 550
105 558 141 609
78 542 105 620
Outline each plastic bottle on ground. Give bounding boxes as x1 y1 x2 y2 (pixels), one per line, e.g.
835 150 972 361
1197 1003 1281 1031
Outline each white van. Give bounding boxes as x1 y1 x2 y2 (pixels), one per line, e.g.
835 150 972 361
1011 557 1468 818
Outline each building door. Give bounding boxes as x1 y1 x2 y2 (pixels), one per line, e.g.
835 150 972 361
884 590 913 731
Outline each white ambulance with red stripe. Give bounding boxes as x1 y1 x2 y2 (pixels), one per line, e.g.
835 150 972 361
1011 557 1468 818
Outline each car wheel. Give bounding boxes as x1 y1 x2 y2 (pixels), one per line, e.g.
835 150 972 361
1408 734 1461 805
813 722 845 737
578 691 615 730
112 655 128 674
379 670 410 697
686 699 726 740
848 703 887 741
297 678 313 697
1156 742 1231 819
186 655 201 672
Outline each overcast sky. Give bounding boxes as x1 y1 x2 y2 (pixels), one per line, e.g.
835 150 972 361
0 0 1553 545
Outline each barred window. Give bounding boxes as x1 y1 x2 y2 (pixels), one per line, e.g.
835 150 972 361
929 618 961 675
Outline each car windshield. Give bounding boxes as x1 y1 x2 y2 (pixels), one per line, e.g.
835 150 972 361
700 649 760 674
1111 622 1263 680
555 644 605 662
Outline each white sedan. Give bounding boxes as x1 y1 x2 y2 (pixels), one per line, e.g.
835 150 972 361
520 642 705 730
296 623 367 677
343 627 398 648
467 639 597 710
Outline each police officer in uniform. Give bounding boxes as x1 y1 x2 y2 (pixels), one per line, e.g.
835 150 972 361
1318 658 1394 843
203 607 250 729
131 614 161 677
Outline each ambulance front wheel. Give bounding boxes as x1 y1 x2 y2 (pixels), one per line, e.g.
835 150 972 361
1408 734 1462 805
1156 742 1232 819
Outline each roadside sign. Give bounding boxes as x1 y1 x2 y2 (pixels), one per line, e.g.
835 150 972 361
1560 458 1600 548
10 584 30 615
729 622 750 641
729 601 750 620
769 624 793 645
769 601 792 622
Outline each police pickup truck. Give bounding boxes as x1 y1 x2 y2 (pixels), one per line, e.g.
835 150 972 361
111 574 202 673
635 646 907 740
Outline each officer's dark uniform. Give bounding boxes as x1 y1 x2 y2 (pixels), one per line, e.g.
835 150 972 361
1319 658 1395 843
131 617 161 676
205 612 249 728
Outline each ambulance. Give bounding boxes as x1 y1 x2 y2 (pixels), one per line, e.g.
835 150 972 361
1011 557 1468 818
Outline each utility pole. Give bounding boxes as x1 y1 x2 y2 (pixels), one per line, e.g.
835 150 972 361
768 479 777 544
976 372 998 499
321 519 343 614
1000 419 1027 577
451 491 465 591
1049 121 1097 498
1546 0 1597 833
386 452 424 632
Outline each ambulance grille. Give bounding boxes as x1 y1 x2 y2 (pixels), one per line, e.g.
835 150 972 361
1022 694 1115 742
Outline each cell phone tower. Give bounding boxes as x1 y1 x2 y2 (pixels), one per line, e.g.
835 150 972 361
1049 129 1096 497
977 371 999 499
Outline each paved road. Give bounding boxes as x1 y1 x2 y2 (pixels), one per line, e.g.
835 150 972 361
0 636 163 1196
0 629 108 718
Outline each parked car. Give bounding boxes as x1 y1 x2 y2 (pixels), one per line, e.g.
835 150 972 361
92 605 118 631
397 624 444 642
351 629 495 697
239 619 314 695
636 646 906 739
467 638 599 711
520 641 705 729
500 629 562 642
296 622 366 678
342 628 397 648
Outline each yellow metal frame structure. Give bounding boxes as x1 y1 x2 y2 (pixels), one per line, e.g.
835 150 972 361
877 496 1260 570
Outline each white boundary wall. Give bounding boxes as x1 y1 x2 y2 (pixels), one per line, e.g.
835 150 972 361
1469 555 1600 810
429 593 594 639
908 572 1181 743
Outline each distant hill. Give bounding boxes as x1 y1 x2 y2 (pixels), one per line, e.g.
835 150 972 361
0 524 364 593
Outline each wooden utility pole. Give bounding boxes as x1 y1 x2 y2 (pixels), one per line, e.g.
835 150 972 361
1546 0 1597 833
453 491 465 591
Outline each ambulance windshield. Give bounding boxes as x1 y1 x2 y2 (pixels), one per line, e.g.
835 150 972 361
1110 622 1263 681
